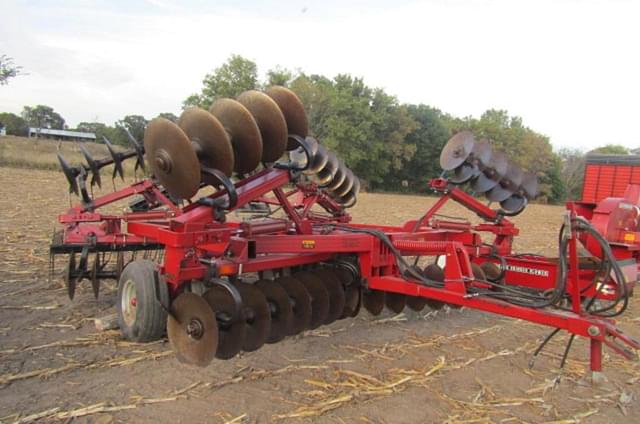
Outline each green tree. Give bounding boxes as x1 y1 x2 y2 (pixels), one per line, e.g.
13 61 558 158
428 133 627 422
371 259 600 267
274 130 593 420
116 115 148 144
265 66 294 87
184 54 258 109
589 144 629 155
0 55 23 85
558 148 585 201
22 105 65 129
0 112 28 135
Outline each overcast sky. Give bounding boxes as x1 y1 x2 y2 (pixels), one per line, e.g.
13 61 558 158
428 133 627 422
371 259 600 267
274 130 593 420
1 0 638 151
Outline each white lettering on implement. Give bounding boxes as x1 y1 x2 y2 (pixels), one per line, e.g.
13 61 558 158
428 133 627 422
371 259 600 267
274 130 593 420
501 264 549 277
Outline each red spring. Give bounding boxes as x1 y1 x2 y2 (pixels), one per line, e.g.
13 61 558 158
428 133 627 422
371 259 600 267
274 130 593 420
392 239 449 253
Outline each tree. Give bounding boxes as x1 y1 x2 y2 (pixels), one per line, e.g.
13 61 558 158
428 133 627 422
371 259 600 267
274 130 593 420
116 115 148 144
558 148 585 201
0 55 23 85
589 144 629 155
265 66 294 87
157 112 178 123
184 54 258 109
0 112 28 136
22 105 65 130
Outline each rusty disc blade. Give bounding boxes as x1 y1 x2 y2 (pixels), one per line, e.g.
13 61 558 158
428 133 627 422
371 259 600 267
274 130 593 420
363 289 385 315
294 271 330 330
472 139 492 167
471 171 500 193
327 161 347 191
486 183 513 202
167 292 218 367
265 86 309 149
278 276 312 335
144 118 201 199
308 143 329 175
316 152 339 186
203 286 246 360
385 292 407 314
448 162 478 185
237 90 288 163
334 169 355 198
255 279 293 344
236 283 271 352
500 194 528 214
440 131 475 171
480 262 504 292
209 99 263 175
423 264 445 310
178 107 234 176
471 263 487 281
521 172 539 199
314 268 346 325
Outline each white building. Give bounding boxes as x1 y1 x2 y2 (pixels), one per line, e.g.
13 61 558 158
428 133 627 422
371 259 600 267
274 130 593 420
28 127 96 141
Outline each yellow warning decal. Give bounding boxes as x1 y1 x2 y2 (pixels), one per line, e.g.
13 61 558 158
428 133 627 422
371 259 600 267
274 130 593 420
624 232 636 243
302 240 316 249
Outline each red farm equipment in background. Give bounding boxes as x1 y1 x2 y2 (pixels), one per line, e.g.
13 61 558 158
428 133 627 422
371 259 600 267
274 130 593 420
49 88 640 379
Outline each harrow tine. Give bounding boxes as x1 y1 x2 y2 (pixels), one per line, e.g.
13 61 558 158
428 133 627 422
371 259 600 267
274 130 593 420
57 152 80 195
103 136 125 180
90 254 101 299
124 128 146 172
79 144 102 188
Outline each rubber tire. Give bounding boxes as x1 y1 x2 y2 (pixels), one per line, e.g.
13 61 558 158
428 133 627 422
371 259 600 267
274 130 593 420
117 260 169 342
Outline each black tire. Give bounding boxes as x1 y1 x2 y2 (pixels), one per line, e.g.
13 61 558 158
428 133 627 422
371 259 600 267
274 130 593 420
117 260 169 342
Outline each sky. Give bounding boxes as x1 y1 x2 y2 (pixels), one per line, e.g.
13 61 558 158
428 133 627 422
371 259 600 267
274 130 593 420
0 0 638 151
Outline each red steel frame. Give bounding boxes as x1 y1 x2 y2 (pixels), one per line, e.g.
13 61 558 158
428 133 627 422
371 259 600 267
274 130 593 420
53 171 640 373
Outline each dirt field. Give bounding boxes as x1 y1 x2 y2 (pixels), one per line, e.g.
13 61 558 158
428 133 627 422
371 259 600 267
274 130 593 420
1 166 640 424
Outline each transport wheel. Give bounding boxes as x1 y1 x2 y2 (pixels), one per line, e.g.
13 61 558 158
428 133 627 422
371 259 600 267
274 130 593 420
117 260 169 342
314 268 346 324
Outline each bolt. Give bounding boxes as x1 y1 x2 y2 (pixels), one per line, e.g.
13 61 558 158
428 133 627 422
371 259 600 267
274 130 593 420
588 326 600 337
130 298 137 307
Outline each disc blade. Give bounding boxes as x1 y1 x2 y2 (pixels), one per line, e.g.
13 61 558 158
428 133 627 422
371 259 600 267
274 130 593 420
278 276 312 335
440 131 475 171
488 151 508 178
362 289 385 315
334 169 354 198
203 286 246 359
480 262 504 292
423 264 445 310
178 107 234 176
265 86 309 149
65 253 77 301
385 292 407 314
290 136 319 174
500 194 528 214
406 266 427 311
502 162 524 192
144 118 201 199
255 279 293 344
472 139 492 167
471 263 487 281
316 152 339 187
293 271 330 330
209 99 263 175
521 172 539 200
237 90 288 163
308 143 329 175
334 267 361 319
167 293 218 367
448 163 477 185
326 161 347 191
313 268 346 324
471 171 499 194
236 283 271 352
486 183 513 202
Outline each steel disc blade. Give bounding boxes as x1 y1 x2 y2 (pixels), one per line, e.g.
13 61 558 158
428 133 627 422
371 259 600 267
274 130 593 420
502 162 524 192
209 99 263 175
471 172 500 194
448 163 477 185
423 264 445 310
471 263 487 281
236 284 271 352
203 286 246 359
278 276 312 335
486 184 513 202
334 169 354 198
521 172 539 199
327 161 347 191
237 90 288 163
489 151 508 178
480 262 504 292
405 265 427 311
316 152 339 186
167 293 218 367
255 279 293 344
65 253 77 300
472 139 492 167
290 137 319 174
363 289 385 315
308 143 329 174
440 131 475 171
178 107 234 176
265 86 309 149
500 194 528 214
338 191 357 208
314 269 347 324
334 267 361 319
385 292 407 314
293 271 330 330
144 118 201 199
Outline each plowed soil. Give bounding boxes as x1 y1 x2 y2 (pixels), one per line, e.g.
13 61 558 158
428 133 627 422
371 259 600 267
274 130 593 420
1 167 639 424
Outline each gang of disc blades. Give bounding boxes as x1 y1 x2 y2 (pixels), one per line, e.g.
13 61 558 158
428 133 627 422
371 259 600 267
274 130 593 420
209 98 263 175
255 279 293 344
308 143 329 174
316 152 339 186
472 139 492 167
143 118 201 199
236 283 271 352
440 131 475 171
471 171 500 194
362 289 386 315
327 161 347 191
486 183 513 202
167 292 218 367
203 286 246 359
277 276 312 335
313 268 347 324
265 86 309 149
500 194 528 214
521 172 539 199
448 162 478 185
423 264 445 310
293 271 330 330
237 90 288 163
177 107 234 176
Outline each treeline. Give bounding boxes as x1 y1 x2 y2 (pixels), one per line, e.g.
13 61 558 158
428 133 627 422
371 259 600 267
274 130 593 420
1 54 634 203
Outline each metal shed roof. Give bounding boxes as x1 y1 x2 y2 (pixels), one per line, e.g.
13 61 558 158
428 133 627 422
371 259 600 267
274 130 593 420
29 127 96 139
